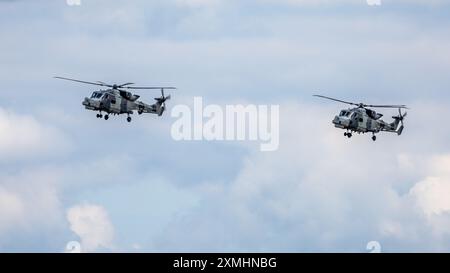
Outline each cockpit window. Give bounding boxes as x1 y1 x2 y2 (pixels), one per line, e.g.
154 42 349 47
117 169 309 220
339 111 346 116
91 92 103 99
90 92 107 99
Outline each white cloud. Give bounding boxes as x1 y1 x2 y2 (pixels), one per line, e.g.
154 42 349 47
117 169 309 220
266 0 358 6
154 102 450 252
0 187 24 234
0 108 70 161
1 0 450 252
66 203 115 252
264 0 448 6
410 156 450 216
412 177 450 216
176 0 222 7
0 168 67 250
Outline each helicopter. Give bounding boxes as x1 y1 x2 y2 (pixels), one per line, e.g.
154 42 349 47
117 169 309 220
54 76 176 122
314 95 408 141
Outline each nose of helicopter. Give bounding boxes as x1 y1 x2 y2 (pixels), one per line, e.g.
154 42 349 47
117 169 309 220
333 116 349 127
82 97 89 106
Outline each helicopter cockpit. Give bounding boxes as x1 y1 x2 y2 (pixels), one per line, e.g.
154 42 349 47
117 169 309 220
339 110 353 118
90 92 103 100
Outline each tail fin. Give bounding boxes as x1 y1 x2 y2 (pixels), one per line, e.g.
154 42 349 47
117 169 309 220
156 104 165 116
397 124 404 135
154 90 170 116
391 109 407 135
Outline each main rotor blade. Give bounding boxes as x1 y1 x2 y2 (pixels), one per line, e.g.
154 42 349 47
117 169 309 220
314 95 408 109
118 83 135 87
313 95 359 106
54 76 113 88
364 104 408 109
122 86 177 90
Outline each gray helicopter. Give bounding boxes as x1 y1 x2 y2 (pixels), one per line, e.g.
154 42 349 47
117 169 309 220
55 77 175 122
314 95 408 141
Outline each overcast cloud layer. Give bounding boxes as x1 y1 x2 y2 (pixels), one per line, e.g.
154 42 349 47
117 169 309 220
1 0 450 252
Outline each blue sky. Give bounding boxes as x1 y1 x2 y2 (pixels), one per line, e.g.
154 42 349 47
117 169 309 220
1 0 450 252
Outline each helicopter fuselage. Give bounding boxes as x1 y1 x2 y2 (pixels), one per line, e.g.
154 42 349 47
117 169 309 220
313 95 407 141
82 89 163 117
54 76 174 122
332 107 403 138
333 108 376 133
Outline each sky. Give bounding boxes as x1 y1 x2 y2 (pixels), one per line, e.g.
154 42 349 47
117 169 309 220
1 0 450 252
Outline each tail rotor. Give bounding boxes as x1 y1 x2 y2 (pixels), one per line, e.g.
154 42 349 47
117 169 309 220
155 88 171 116
155 88 171 104
393 108 407 135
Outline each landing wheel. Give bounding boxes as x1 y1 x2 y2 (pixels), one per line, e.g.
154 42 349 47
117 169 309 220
372 135 377 141
347 133 352 138
127 116 132 122
344 132 348 137
104 115 109 120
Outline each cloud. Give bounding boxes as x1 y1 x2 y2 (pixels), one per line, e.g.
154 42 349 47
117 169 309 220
175 0 222 8
0 154 143 251
0 168 67 251
1 0 450 252
410 155 450 216
66 203 115 252
0 187 24 234
0 108 70 161
153 102 450 252
272 0 450 6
